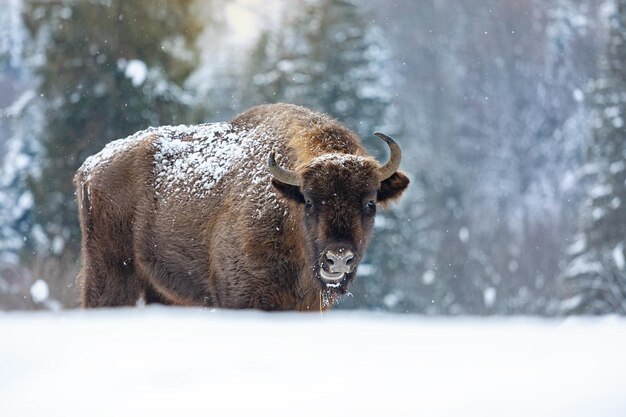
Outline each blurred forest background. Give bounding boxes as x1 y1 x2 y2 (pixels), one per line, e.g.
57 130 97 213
0 0 625 315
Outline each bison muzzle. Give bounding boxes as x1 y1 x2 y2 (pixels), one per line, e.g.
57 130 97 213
75 103 409 311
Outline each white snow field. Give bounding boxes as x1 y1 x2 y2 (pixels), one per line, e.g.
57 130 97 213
1 309 625 417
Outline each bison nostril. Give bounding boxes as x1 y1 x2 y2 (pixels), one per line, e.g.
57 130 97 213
324 249 355 274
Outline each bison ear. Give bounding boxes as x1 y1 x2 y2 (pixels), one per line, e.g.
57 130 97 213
272 178 305 204
377 171 410 205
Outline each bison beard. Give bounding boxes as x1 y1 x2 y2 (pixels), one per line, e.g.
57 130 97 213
74 103 409 311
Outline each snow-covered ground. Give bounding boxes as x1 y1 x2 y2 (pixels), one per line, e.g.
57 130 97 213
1 309 625 417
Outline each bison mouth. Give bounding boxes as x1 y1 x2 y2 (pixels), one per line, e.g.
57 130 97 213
318 269 354 291
319 268 348 285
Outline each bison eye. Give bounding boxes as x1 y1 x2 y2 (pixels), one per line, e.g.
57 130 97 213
305 199 313 209
364 200 377 214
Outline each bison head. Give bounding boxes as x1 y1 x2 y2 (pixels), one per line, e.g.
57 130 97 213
268 132 409 292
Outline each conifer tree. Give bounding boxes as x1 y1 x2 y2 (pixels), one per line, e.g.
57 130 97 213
561 0 626 314
24 0 202 255
240 0 391 139
0 0 39 256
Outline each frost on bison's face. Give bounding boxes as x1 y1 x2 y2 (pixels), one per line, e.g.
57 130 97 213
269 134 409 293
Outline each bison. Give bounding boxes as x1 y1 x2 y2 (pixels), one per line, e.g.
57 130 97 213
75 103 409 311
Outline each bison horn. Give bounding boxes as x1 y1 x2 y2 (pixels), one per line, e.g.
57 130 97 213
374 132 402 181
268 151 299 186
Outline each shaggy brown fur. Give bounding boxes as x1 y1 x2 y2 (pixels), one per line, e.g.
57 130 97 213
75 103 409 311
